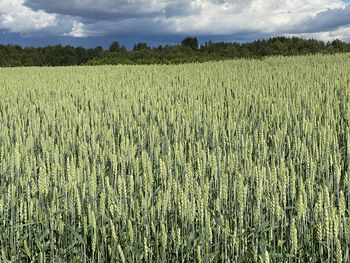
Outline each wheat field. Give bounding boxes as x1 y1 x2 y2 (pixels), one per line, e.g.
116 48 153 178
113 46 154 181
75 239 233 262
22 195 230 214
0 54 349 262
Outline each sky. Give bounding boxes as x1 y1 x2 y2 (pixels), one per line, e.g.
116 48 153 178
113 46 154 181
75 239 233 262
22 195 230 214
1 0 350 48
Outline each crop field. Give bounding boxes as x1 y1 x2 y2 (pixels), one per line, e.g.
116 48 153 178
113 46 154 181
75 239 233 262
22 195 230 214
0 54 350 262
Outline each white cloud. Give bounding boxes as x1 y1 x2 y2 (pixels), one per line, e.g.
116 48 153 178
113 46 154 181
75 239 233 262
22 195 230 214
63 21 87 37
0 0 57 33
286 25 350 42
169 0 346 35
0 0 350 42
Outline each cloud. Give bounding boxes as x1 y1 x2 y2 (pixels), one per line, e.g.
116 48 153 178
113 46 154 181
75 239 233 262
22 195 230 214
0 0 56 33
0 0 80 36
63 21 87 37
168 0 347 35
286 25 350 42
25 0 199 19
0 0 350 42
293 5 350 33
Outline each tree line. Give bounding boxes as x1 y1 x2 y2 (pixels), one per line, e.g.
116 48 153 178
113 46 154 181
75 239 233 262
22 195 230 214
0 36 349 67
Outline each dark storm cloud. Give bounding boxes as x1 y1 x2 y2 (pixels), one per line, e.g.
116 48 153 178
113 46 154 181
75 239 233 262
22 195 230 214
1 0 350 43
24 0 199 20
292 5 350 33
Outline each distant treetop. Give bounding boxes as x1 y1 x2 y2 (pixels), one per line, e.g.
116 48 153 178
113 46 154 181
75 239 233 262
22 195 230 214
181 37 199 50
0 36 349 67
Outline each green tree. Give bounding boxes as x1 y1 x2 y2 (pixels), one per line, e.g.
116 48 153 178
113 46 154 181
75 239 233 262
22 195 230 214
181 37 198 50
109 41 126 53
133 42 150 51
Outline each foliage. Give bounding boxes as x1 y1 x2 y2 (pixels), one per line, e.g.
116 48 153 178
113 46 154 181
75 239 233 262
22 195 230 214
181 37 199 50
109 41 127 53
1 36 350 67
